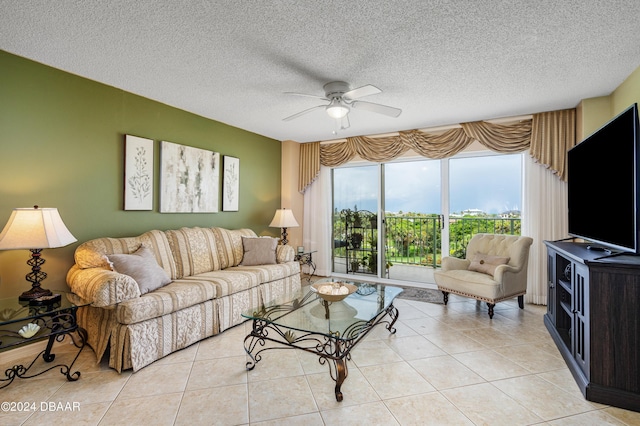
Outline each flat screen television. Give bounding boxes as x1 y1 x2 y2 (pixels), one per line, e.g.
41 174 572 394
568 103 640 254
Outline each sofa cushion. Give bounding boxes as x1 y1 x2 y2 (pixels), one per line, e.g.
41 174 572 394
74 230 177 279
240 237 278 266
108 245 172 294
468 253 510 277
213 228 256 269
166 227 222 278
115 262 300 325
232 262 300 285
115 279 218 324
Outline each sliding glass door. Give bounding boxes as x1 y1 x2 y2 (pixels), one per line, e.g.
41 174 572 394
383 160 441 283
332 165 378 275
331 153 522 285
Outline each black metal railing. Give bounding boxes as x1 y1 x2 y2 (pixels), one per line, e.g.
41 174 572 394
446 216 521 260
334 215 521 271
384 215 442 268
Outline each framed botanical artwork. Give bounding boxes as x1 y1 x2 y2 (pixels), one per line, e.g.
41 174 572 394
160 141 220 213
124 135 154 210
223 156 239 211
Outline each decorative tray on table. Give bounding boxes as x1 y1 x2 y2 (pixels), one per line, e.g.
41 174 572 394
311 281 357 302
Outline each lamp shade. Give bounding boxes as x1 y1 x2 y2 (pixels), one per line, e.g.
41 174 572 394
0 207 77 250
269 209 299 228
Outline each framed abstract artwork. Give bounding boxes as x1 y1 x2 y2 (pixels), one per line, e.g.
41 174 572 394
124 135 154 210
223 156 239 211
160 141 220 213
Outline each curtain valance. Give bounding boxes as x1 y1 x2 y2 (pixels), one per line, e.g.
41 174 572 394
299 108 576 193
530 109 577 181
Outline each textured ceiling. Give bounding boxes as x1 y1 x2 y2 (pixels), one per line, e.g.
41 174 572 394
2 1 640 142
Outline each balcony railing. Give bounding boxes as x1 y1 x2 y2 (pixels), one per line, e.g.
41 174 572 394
445 216 521 261
384 215 442 269
333 214 521 272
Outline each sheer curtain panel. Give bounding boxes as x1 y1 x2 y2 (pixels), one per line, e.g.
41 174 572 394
302 166 332 277
522 155 569 304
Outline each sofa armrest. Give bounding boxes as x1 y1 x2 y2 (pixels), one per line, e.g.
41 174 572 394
66 264 141 308
276 244 295 263
441 256 471 271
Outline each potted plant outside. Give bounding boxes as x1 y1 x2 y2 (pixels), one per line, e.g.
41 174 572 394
350 232 363 249
353 210 362 228
350 259 361 273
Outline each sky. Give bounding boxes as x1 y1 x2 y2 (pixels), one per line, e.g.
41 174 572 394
334 154 522 215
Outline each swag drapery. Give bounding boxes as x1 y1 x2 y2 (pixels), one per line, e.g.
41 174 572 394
299 109 576 192
298 108 576 305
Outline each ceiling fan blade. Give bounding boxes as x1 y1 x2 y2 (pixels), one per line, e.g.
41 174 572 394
343 84 381 100
284 92 328 101
282 105 326 121
351 100 402 118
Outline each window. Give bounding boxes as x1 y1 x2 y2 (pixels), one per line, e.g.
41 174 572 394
332 152 523 285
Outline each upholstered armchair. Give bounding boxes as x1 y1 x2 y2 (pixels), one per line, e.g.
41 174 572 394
434 233 533 318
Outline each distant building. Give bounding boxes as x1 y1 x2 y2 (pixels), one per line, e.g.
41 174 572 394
500 210 521 218
461 209 485 216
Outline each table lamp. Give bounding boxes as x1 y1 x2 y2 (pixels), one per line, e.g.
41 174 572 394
0 206 77 301
269 208 299 245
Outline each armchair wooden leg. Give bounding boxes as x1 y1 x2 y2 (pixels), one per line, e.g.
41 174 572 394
486 303 495 319
518 295 524 309
442 291 449 305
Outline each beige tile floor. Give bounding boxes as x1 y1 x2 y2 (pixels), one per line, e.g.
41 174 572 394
2 289 640 425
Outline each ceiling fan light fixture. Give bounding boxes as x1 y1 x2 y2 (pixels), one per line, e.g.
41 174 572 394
326 99 349 119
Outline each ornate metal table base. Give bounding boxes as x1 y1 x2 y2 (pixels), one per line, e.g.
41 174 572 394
1 306 87 389
244 301 399 401
294 251 317 282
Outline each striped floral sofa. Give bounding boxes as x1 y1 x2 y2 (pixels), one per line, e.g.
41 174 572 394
66 227 301 372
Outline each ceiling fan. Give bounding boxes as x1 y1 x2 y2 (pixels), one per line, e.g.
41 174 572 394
283 81 402 133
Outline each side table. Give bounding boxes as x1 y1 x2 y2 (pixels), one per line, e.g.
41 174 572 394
294 250 317 281
0 291 88 388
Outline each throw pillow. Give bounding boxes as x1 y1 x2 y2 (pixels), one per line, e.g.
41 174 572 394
108 245 172 294
468 253 510 277
240 237 278 266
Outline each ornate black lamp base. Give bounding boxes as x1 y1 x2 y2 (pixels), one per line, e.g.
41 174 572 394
19 286 53 301
281 227 289 245
19 248 52 301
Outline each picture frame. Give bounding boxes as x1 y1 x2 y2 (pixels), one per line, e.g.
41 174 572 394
124 135 154 211
160 141 220 213
223 156 239 211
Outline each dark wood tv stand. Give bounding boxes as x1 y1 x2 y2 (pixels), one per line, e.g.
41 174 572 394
544 240 640 412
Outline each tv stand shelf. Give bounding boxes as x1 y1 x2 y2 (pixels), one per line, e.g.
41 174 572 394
544 240 640 412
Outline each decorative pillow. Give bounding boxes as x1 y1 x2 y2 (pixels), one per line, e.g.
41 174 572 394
108 245 172 294
468 253 510 277
240 237 278 266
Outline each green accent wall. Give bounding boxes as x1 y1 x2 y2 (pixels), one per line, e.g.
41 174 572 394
0 51 282 298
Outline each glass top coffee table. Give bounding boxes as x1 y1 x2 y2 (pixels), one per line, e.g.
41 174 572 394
242 279 402 401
